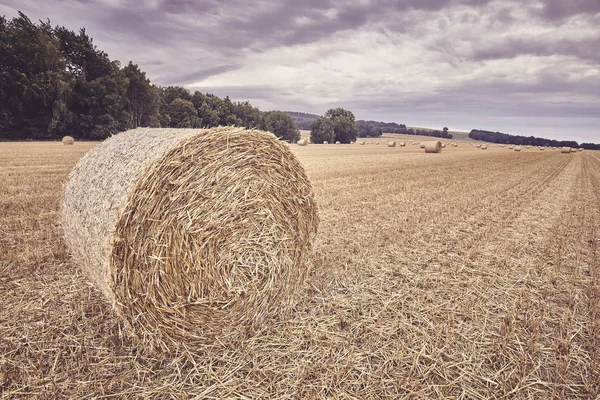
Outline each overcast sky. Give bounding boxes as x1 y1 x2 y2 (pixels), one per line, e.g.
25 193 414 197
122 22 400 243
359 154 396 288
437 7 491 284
2 0 599 142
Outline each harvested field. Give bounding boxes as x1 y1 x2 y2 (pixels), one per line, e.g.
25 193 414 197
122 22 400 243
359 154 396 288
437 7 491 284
1 141 599 398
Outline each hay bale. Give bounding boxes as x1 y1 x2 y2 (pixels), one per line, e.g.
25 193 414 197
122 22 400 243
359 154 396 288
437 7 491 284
453 143 458 147
561 147 571 153
297 139 308 146
323 141 328 145
476 144 482 148
359 141 366 145
375 141 380 145
335 141 341 145
481 144 488 150
578 148 583 152
500 144 505 147
508 145 514 149
514 146 522 152
62 127 319 349
420 143 426 149
539 147 544 151
441 143 446 148
387 141 396 147
399 142 406 147
62 136 75 145
424 141 442 153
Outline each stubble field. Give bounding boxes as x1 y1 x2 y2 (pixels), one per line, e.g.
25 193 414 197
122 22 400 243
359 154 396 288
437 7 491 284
1 140 599 399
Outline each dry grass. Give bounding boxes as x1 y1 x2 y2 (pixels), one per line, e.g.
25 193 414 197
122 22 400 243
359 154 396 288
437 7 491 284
1 140 599 398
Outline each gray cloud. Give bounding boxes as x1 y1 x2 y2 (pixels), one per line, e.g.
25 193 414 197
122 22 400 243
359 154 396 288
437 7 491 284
1 0 599 142
539 0 600 20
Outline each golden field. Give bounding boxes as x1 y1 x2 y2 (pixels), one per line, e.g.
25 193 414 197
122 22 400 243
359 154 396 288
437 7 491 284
1 141 599 399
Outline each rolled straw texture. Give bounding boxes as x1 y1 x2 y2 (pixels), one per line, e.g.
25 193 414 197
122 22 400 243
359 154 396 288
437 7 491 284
62 136 75 145
561 147 571 153
424 141 442 153
62 127 319 349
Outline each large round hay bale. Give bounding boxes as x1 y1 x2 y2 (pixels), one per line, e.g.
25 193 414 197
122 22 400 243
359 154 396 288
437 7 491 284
561 147 571 153
508 145 514 149
578 148 583 152
297 139 308 146
387 141 396 147
62 136 75 145
441 143 446 148
514 146 522 152
476 144 482 148
399 142 406 147
481 144 488 150
62 127 319 349
424 141 442 153
323 141 329 145
359 141 366 145
335 141 341 145
453 143 458 147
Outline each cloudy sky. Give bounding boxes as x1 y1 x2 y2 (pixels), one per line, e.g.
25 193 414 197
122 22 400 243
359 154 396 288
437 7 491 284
2 0 599 142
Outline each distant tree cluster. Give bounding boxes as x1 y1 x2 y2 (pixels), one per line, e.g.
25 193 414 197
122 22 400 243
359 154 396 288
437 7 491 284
0 12 299 142
468 129 597 149
287 112 453 140
310 108 358 144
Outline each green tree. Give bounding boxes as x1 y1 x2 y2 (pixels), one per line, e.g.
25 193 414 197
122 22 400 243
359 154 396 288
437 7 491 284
310 116 335 144
167 98 200 128
263 111 299 142
54 25 130 139
0 13 70 140
123 62 159 128
324 108 358 143
310 108 358 144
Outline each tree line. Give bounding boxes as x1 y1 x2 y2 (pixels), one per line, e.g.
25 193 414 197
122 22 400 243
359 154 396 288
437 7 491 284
469 129 599 150
0 12 299 142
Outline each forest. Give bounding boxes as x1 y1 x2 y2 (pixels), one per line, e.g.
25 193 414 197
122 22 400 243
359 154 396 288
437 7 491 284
0 12 299 142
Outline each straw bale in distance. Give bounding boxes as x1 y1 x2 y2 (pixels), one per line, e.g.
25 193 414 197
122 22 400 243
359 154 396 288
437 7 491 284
481 144 487 150
62 127 319 349
508 145 514 149
441 143 446 148
335 141 341 145
360 141 366 145
323 141 328 144
476 144 481 148
578 148 583 152
387 141 396 147
399 142 406 147
453 143 458 147
514 146 521 151
561 147 571 153
424 141 442 153
297 139 308 146
62 136 75 145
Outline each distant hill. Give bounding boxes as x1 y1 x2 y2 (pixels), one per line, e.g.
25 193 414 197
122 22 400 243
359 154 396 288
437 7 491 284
285 112 319 130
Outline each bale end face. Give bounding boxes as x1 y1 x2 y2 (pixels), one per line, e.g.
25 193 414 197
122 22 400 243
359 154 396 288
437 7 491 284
62 136 75 145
